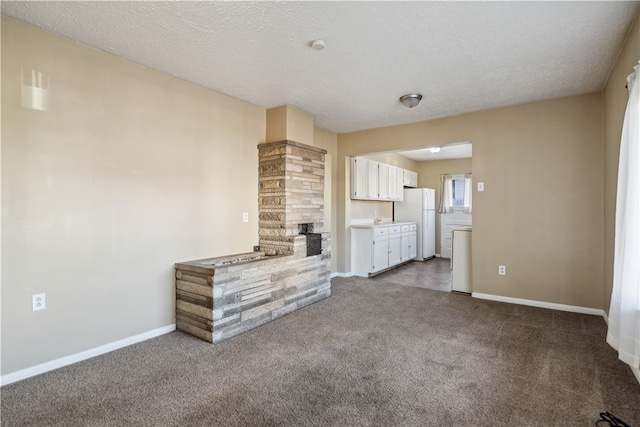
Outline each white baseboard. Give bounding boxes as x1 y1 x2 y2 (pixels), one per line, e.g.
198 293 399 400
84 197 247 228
331 272 354 278
472 292 606 317
1 324 176 387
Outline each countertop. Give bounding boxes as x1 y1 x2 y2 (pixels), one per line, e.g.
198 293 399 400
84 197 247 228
351 221 416 229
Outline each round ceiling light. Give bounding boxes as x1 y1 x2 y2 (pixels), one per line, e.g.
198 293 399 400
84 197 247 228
399 94 422 108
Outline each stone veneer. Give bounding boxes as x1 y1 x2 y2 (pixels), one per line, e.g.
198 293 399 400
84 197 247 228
258 140 326 255
175 234 331 343
175 140 331 343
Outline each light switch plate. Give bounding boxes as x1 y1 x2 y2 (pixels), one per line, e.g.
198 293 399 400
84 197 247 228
478 182 485 192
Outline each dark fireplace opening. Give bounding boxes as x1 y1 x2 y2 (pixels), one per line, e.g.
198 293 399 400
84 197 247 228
299 223 322 257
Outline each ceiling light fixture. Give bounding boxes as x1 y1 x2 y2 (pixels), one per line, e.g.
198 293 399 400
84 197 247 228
429 147 441 153
399 94 422 108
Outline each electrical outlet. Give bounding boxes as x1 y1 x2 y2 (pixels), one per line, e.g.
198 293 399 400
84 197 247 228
242 212 249 223
498 265 506 276
253 245 260 252
32 293 46 311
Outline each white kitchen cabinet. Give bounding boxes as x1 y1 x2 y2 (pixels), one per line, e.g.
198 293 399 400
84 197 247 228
372 236 389 273
351 157 412 201
377 163 389 200
402 169 418 188
389 166 400 201
388 226 402 265
351 157 369 199
351 157 380 200
396 167 404 201
400 224 418 262
400 225 410 262
409 228 417 259
351 222 417 277
409 171 418 187
367 159 378 199
401 234 410 261
352 226 388 276
402 169 410 186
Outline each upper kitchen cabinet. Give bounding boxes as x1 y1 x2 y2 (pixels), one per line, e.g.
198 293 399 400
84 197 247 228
352 156 378 200
351 157 409 201
388 165 402 201
378 163 389 199
403 169 418 188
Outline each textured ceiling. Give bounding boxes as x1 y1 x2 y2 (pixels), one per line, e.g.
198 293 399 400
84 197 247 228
2 1 639 134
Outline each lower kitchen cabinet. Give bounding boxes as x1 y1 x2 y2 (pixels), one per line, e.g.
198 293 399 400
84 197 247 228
388 226 402 266
351 223 417 277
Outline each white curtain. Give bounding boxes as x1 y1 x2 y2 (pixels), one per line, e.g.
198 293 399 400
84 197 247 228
607 60 640 372
463 173 473 214
438 174 453 214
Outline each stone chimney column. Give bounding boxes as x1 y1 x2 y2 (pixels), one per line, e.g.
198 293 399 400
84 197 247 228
257 140 326 255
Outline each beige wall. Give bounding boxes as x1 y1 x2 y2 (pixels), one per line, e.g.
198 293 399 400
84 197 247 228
364 152 419 171
338 92 604 309
418 158 472 254
266 105 314 146
266 105 288 142
603 13 640 314
313 127 338 273
1 18 266 375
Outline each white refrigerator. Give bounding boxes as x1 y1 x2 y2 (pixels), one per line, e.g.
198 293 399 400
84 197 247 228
394 188 436 260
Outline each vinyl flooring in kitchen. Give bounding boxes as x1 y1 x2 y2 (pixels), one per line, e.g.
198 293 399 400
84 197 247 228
371 257 453 292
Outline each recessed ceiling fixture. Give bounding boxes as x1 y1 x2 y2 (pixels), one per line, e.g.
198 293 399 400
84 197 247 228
399 94 422 108
310 39 326 50
429 147 441 153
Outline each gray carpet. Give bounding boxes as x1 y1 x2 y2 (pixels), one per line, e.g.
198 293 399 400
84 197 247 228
2 277 639 426
372 258 452 292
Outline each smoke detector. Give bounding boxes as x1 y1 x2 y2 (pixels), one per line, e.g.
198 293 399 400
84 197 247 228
311 39 326 50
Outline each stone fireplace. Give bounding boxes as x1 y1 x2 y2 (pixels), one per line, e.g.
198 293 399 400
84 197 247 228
174 139 331 343
257 140 326 256
299 223 322 257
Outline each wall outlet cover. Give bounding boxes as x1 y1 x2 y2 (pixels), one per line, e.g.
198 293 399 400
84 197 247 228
32 293 46 311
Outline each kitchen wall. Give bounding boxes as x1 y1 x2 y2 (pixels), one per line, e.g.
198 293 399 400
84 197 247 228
603 13 640 314
418 158 472 255
1 18 267 375
338 92 604 310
